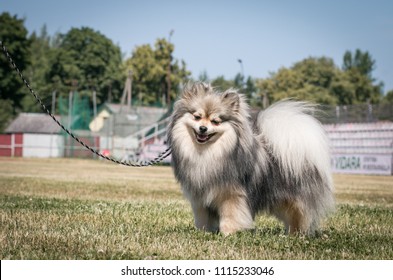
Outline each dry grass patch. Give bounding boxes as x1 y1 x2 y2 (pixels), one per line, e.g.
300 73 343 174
0 157 392 259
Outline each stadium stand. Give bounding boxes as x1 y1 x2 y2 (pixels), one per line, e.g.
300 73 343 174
324 122 393 154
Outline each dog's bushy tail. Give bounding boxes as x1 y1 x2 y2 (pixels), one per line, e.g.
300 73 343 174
257 100 334 230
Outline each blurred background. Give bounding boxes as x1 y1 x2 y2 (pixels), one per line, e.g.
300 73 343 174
1 0 392 175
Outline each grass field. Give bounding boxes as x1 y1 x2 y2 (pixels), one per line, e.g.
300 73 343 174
0 157 392 260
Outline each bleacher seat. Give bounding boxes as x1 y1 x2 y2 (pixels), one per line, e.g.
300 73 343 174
324 121 393 154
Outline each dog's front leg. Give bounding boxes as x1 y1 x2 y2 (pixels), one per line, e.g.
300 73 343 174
190 199 219 232
218 194 254 235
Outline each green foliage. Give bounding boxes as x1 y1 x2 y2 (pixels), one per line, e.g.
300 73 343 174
343 49 375 78
345 69 382 104
0 12 31 131
383 90 393 103
198 70 209 82
124 38 191 106
256 55 383 106
341 49 383 104
211 74 257 105
21 25 53 113
47 27 124 104
211 75 234 90
256 58 336 106
329 71 356 105
0 99 13 132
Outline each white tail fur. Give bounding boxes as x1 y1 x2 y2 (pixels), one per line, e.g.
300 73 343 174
257 100 333 189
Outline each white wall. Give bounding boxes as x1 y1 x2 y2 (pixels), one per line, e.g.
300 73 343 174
23 134 64 158
99 136 138 159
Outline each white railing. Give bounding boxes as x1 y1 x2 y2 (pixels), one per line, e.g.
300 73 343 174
127 116 171 148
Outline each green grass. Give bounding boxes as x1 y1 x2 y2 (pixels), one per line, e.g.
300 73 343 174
0 157 392 259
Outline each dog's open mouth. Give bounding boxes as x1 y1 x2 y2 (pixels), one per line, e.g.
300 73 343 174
195 132 216 144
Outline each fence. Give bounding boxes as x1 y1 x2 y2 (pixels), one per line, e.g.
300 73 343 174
319 103 393 124
2 102 393 175
0 134 23 157
0 133 99 159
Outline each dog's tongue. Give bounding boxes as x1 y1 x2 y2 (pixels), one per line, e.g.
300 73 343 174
197 134 208 141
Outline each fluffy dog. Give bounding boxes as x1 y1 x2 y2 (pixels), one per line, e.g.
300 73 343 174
167 82 334 235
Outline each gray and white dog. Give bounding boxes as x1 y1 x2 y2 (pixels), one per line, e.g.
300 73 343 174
167 82 334 235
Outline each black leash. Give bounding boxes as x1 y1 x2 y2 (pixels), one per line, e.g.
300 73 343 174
0 40 171 167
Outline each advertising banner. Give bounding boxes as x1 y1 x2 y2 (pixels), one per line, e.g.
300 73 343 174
331 154 392 175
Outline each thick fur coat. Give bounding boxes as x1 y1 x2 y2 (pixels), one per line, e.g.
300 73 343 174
167 82 334 235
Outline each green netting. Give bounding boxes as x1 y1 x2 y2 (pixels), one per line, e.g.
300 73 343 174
57 91 94 158
58 91 92 130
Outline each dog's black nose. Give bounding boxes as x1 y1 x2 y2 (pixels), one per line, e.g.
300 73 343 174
199 126 208 133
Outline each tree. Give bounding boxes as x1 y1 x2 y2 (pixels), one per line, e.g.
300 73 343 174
256 58 339 105
342 49 383 103
124 38 191 106
198 70 209 82
346 69 382 103
21 25 53 112
383 90 393 103
211 75 234 91
47 27 124 103
125 44 161 105
255 54 383 106
343 49 375 78
0 12 31 131
233 74 257 105
233 72 244 89
208 74 257 105
0 100 13 133
329 71 356 105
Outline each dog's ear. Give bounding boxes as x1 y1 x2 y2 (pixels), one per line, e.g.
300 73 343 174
222 89 240 112
181 82 212 100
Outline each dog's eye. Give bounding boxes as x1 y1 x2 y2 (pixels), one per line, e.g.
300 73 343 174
194 115 201 121
211 119 221 126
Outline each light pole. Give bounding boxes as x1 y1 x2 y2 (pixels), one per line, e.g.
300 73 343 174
237 59 244 78
166 29 174 107
237 59 245 90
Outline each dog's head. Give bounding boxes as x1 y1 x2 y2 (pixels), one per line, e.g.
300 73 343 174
169 82 247 147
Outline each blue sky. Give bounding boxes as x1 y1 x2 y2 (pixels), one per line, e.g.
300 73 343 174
2 0 393 92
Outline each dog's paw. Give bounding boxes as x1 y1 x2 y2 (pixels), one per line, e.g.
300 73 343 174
219 223 241 236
